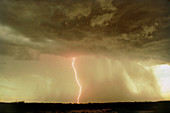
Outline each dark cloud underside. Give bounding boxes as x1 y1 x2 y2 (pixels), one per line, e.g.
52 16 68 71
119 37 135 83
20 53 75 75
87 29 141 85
0 0 169 62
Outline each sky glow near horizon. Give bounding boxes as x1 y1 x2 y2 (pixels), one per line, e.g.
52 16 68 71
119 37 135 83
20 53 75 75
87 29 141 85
152 65 170 100
0 0 170 103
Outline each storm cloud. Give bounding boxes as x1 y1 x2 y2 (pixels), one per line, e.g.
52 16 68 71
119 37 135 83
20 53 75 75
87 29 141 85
0 0 169 62
0 0 170 102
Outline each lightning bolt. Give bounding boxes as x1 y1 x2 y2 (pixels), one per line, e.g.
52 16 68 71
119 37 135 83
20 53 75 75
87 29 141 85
72 57 82 104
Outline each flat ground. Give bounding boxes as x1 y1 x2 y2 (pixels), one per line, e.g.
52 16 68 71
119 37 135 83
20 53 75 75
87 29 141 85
0 101 170 113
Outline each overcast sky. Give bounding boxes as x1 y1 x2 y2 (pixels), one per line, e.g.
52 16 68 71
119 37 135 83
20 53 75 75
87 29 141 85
0 0 170 103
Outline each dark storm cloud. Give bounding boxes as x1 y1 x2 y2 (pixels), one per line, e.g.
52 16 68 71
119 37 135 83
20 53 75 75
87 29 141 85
0 0 170 62
0 43 39 60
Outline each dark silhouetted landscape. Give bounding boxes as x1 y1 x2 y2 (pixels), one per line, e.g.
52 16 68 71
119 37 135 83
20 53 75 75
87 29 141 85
1 101 170 113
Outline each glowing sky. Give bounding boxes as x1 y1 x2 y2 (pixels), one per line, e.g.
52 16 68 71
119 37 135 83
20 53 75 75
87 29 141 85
0 0 170 103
